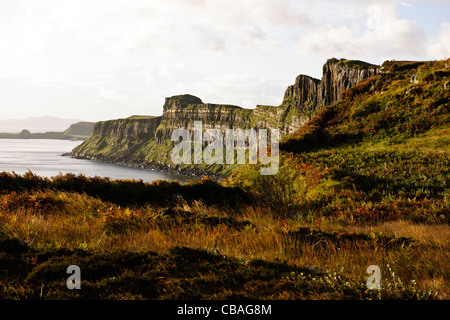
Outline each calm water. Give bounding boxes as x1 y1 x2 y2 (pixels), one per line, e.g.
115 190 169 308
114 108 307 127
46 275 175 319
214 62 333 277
0 139 187 183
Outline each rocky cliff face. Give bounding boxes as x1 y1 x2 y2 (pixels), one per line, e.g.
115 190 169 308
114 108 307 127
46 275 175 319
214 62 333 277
155 95 254 142
92 117 161 140
278 58 380 135
317 59 380 106
283 75 320 106
71 58 380 178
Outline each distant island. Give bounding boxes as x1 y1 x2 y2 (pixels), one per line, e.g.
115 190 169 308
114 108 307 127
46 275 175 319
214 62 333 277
0 121 94 140
0 115 85 131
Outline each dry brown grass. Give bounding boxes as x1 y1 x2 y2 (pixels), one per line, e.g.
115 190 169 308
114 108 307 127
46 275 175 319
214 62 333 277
1 189 448 299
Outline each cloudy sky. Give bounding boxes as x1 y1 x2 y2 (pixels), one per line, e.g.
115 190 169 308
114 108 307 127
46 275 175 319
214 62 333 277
0 0 449 122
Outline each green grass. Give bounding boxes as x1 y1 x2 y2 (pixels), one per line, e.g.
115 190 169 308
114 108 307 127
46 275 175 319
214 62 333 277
126 115 158 120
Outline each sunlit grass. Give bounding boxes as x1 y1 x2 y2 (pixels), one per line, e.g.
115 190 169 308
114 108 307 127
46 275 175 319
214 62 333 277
1 185 448 299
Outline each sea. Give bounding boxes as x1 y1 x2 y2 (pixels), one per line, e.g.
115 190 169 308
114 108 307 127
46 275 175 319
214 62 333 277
0 139 187 183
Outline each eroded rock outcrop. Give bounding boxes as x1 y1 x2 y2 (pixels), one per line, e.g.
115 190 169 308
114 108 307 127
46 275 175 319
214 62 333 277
71 58 381 178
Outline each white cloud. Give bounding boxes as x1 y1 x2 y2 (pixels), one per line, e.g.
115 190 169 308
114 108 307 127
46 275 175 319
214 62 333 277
427 22 450 59
98 87 128 101
0 0 449 121
399 2 413 8
298 2 426 60
34 0 312 55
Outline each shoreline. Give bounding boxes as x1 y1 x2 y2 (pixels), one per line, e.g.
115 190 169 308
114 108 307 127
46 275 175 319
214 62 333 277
64 152 226 182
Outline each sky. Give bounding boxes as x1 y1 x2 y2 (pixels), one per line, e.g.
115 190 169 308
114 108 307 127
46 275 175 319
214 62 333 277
0 0 449 122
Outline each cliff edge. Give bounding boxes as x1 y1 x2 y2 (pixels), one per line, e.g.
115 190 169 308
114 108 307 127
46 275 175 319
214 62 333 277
71 58 381 178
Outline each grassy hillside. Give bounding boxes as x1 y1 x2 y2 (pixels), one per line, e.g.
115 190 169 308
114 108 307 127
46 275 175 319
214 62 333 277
228 59 449 222
281 59 449 152
0 172 440 300
0 59 448 300
223 58 450 297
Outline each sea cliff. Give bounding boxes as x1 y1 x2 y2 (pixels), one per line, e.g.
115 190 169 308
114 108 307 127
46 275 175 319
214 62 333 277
71 58 380 178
